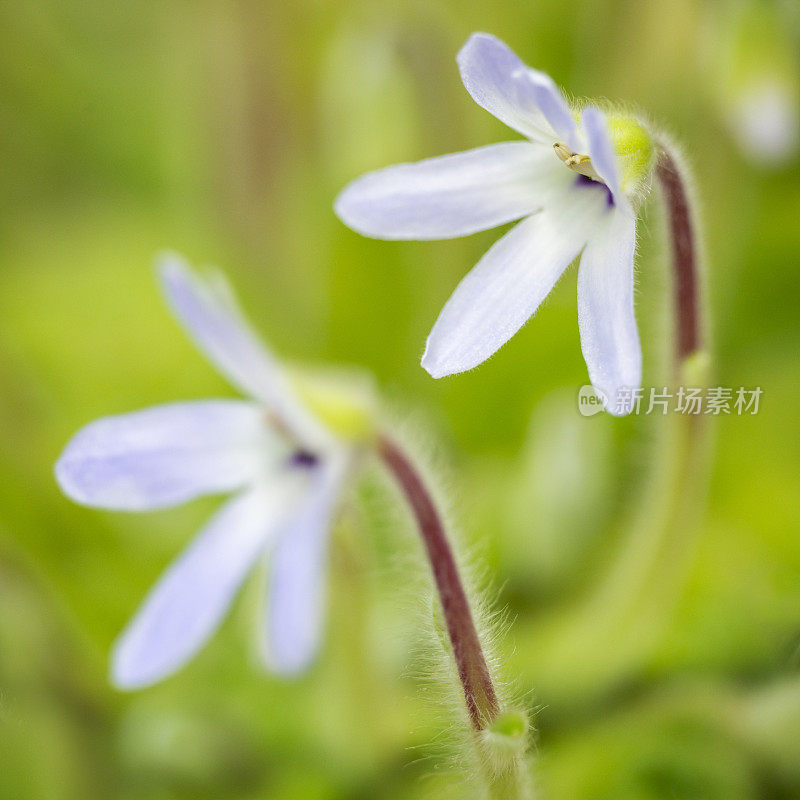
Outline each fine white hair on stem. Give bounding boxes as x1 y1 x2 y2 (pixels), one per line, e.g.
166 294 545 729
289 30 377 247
370 411 534 782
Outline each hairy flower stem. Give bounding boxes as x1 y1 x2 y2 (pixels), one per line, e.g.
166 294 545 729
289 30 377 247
527 149 712 709
377 434 500 730
486 766 530 800
656 146 702 363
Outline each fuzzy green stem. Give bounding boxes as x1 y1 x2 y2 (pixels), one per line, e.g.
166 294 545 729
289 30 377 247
526 146 712 704
568 144 711 691
487 768 531 800
656 146 702 362
377 434 500 730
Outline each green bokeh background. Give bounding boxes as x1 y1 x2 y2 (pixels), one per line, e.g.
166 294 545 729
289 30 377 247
1 1 799 798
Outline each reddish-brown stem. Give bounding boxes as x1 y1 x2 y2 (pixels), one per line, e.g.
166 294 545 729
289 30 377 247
377 434 499 730
656 148 701 361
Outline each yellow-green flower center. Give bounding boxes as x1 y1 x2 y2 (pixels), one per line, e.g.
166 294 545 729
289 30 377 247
553 115 655 195
607 115 655 189
290 371 376 444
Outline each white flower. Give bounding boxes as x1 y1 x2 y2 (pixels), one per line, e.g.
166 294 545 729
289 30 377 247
335 33 657 415
56 255 366 688
728 79 798 167
709 1 799 169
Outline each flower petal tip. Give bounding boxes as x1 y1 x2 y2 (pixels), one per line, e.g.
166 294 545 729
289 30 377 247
598 382 642 417
53 437 131 510
332 179 388 240
420 350 451 380
155 250 189 281
260 646 315 679
604 400 633 418
332 185 365 234
109 670 146 692
53 452 81 504
110 646 161 691
457 31 499 62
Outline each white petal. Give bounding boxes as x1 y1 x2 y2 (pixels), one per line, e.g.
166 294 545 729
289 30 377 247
55 401 273 511
457 32 572 144
581 107 628 211
577 208 641 416
112 479 306 689
422 185 608 378
522 68 580 149
158 255 331 449
335 142 561 240
262 458 347 675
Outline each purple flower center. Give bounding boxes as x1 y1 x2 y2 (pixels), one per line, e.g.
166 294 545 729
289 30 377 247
575 173 614 207
289 450 319 469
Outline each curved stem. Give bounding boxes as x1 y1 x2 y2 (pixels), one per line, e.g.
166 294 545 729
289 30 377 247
656 146 701 362
377 434 499 730
526 151 711 707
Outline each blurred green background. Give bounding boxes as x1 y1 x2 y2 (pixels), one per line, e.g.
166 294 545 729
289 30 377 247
1 1 799 798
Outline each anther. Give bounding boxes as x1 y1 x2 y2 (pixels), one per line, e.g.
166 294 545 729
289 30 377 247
553 141 602 182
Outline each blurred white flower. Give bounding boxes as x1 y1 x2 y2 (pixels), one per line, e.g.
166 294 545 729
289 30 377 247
707 1 799 169
336 33 657 415
729 79 798 167
56 255 364 688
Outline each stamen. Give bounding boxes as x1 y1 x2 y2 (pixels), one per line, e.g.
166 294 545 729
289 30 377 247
553 141 603 182
552 141 573 163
